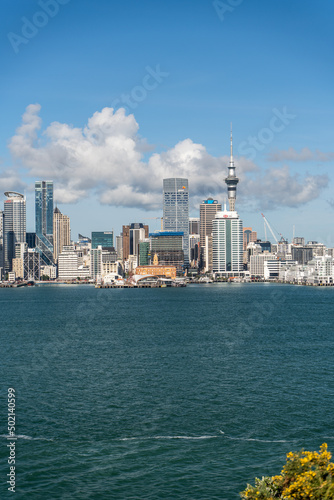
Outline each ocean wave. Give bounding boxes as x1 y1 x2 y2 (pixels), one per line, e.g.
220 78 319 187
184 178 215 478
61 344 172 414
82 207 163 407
0 434 54 441
219 430 288 443
117 435 219 441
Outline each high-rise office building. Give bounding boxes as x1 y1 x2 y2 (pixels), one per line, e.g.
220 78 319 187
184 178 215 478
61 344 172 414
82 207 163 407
115 235 123 260
200 199 222 248
150 231 184 273
212 129 243 276
3 191 26 272
122 223 149 260
138 240 150 265
35 181 54 265
90 246 103 280
163 178 189 265
91 231 114 249
53 207 71 263
212 211 243 275
199 198 222 271
35 181 53 236
130 224 146 257
0 210 4 276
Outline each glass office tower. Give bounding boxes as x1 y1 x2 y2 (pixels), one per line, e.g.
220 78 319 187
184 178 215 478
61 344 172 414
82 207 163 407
35 181 54 266
163 178 189 266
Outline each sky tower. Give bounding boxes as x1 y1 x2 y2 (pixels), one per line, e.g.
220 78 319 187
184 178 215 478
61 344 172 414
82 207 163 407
224 125 239 212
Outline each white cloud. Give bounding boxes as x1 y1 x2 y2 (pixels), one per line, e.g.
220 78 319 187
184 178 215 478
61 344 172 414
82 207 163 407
0 170 26 194
244 165 328 210
268 147 334 162
7 104 329 211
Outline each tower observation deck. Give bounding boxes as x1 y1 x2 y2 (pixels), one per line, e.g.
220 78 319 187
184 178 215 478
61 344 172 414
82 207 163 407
224 125 239 212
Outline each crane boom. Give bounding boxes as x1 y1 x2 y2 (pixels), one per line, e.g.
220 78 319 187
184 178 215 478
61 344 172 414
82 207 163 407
261 213 278 244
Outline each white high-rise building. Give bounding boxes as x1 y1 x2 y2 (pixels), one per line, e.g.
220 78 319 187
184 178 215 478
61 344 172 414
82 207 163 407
212 129 243 276
3 192 26 272
90 246 103 280
212 209 243 275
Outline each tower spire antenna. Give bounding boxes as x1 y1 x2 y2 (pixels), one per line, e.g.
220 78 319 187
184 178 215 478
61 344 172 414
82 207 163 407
230 122 233 161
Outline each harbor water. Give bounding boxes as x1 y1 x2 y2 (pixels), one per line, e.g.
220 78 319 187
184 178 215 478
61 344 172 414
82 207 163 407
1 283 334 499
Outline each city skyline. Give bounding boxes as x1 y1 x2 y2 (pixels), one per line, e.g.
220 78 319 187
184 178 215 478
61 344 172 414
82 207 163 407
1 1 333 244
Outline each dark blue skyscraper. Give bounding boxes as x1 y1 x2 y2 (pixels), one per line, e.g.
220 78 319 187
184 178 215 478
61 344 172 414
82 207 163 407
35 181 54 265
35 181 53 236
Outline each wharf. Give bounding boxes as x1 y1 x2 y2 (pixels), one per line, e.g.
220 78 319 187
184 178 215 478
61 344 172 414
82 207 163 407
96 282 184 289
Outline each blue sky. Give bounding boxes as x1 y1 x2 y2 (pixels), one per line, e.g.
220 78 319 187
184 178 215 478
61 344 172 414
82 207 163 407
1 0 333 244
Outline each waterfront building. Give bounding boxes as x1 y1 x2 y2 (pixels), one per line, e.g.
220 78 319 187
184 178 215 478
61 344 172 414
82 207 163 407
102 261 123 277
35 181 54 266
90 246 103 280
23 249 40 281
264 259 297 280
41 265 57 279
3 191 26 273
53 207 71 263
58 245 89 280
58 246 78 280
139 240 150 265
163 178 189 265
212 129 243 276
8 272 16 282
12 257 24 279
250 253 275 277
135 264 177 279
291 246 313 265
278 255 334 285
150 231 184 273
212 209 243 276
91 231 113 249
305 241 327 257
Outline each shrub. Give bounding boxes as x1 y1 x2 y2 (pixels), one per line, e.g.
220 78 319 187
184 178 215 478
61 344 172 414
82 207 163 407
240 443 334 499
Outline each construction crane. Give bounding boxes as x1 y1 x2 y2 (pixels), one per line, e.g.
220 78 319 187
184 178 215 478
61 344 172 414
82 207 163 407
143 217 163 230
261 213 287 244
261 213 278 243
